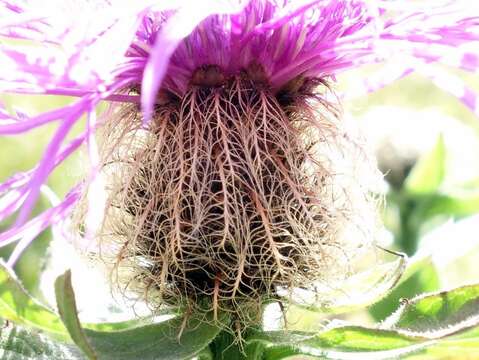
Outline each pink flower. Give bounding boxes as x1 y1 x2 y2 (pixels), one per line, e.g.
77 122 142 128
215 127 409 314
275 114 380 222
0 0 478 262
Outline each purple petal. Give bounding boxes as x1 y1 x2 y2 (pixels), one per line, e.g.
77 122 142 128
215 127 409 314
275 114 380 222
0 187 80 247
0 125 86 225
141 0 249 122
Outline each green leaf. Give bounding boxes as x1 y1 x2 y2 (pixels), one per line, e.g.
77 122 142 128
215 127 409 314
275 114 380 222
0 260 68 340
384 283 479 337
247 327 430 360
83 319 223 360
369 255 440 321
55 271 97 359
405 135 446 195
245 284 479 360
55 270 224 360
249 325 479 360
0 319 83 359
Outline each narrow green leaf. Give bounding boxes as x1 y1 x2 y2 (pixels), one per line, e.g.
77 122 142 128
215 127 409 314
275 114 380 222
306 326 419 351
55 270 97 360
0 320 83 360
384 283 479 337
247 327 431 360
405 135 446 195
55 270 224 360
0 260 68 340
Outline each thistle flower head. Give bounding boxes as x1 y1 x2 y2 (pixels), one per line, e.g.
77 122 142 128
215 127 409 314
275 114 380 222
1 0 479 328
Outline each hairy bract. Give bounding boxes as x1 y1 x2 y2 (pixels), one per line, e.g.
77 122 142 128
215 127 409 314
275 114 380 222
77 66 378 327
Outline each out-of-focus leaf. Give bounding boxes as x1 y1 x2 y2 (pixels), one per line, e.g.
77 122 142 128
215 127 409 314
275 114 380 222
421 192 479 219
369 255 440 321
383 284 479 337
290 251 406 315
13 228 52 298
405 135 445 195
0 320 83 360
0 260 68 340
55 270 224 360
